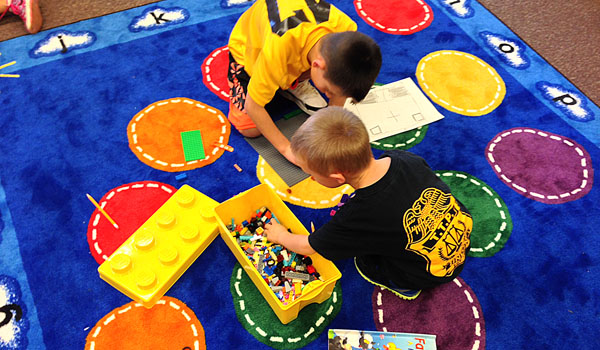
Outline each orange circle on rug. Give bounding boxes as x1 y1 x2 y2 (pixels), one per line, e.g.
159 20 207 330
85 296 206 350
256 156 354 209
416 50 506 116
202 46 230 102
127 98 231 172
86 181 177 264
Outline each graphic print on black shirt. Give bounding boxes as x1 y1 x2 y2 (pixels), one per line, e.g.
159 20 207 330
403 187 472 278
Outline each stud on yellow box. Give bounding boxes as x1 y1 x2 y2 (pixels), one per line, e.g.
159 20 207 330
98 185 220 308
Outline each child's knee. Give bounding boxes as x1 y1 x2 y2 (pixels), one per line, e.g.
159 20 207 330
238 128 261 138
228 102 258 133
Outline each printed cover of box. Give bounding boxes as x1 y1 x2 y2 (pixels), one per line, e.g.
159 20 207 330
328 329 436 350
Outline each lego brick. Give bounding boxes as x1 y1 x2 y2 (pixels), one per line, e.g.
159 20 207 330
214 183 341 324
180 130 206 161
244 115 310 187
226 207 324 307
98 185 219 308
284 271 311 282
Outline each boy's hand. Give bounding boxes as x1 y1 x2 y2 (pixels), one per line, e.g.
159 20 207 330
264 220 287 245
264 220 317 256
246 96 296 165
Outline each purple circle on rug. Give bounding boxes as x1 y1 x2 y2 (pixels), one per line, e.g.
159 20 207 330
372 277 485 350
486 127 593 204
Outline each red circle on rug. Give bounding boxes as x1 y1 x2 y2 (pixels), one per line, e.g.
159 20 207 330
373 277 485 350
354 0 434 35
486 127 594 204
86 181 176 264
202 46 230 102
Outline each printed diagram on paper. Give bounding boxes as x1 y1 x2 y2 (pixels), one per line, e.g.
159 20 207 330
344 78 444 141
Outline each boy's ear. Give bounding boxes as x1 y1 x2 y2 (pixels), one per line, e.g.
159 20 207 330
329 172 346 185
312 56 326 70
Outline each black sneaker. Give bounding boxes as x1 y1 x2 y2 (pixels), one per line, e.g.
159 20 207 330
354 257 421 300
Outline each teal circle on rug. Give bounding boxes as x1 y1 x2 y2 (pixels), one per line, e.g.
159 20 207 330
436 170 513 257
370 125 429 151
229 263 343 349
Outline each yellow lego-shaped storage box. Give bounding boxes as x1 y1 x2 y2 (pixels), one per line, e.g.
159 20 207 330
214 184 342 324
98 185 220 308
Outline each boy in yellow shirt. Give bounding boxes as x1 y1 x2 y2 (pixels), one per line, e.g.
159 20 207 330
265 107 472 300
227 0 381 164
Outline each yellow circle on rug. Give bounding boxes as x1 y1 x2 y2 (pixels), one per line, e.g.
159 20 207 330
127 98 230 171
85 297 206 350
416 50 506 116
256 156 354 209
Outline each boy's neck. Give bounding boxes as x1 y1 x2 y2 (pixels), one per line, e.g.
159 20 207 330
347 157 391 189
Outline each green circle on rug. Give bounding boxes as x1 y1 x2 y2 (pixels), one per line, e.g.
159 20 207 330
370 125 429 150
230 263 342 349
436 170 513 257
368 82 429 151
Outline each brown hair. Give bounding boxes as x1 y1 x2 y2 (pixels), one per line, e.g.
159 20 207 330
291 106 372 176
319 31 382 102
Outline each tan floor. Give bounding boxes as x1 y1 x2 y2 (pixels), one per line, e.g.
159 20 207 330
478 0 600 106
0 0 160 40
1 0 598 104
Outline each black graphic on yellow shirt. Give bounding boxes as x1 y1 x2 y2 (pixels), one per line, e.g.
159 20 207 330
403 188 472 277
266 0 331 36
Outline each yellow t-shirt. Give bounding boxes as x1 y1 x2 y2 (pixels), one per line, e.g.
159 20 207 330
228 0 357 107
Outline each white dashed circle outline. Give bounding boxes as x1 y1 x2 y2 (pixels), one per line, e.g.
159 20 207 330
355 0 432 34
129 98 229 170
256 157 353 208
436 171 510 253
370 126 425 149
232 267 339 345
487 128 592 201
89 181 174 261
375 278 483 350
87 298 204 350
417 50 504 115
202 46 230 101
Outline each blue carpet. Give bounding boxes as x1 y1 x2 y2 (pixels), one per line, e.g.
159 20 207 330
0 0 598 349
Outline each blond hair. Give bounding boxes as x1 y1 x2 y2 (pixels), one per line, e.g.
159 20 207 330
291 106 372 176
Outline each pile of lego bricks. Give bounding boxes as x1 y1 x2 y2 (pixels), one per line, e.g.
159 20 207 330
227 207 322 305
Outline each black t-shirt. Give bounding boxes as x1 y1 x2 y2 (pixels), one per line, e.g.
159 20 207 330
308 150 472 289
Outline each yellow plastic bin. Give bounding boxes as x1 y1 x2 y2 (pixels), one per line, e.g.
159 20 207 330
214 184 341 324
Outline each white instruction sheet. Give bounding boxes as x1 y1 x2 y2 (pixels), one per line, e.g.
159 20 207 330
344 78 444 141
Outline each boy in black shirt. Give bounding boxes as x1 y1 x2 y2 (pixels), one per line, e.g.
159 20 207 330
264 106 472 299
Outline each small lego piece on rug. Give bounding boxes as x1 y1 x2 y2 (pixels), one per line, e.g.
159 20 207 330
180 130 206 161
213 142 234 152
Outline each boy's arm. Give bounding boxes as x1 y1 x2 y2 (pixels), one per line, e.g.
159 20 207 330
264 220 316 256
245 95 297 165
